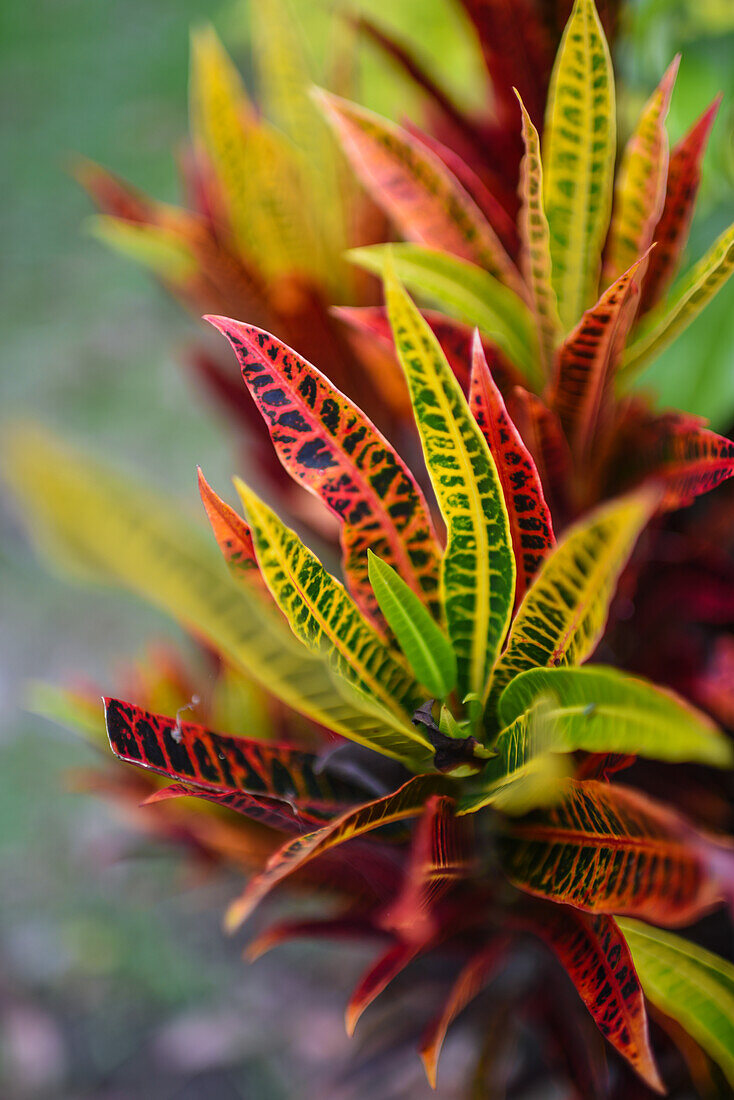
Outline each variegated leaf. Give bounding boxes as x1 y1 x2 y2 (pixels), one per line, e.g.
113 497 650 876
516 91 561 375
385 271 516 705
486 489 656 714
604 57 679 285
551 253 648 460
622 222 734 378
198 469 266 591
522 906 663 1091
348 243 538 383
235 479 433 766
470 335 555 605
225 774 447 930
618 920 734 1088
543 0 616 329
498 665 732 767
500 778 728 925
640 96 721 315
207 316 442 628
315 89 524 296
506 386 573 520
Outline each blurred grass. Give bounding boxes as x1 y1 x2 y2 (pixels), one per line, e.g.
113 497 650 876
0 0 732 1096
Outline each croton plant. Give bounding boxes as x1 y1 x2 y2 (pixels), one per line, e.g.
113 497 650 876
5 0 734 1096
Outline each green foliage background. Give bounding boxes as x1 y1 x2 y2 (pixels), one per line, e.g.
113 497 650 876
0 0 731 1094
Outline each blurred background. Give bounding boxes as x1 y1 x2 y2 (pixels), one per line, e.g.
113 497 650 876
1 0 732 1096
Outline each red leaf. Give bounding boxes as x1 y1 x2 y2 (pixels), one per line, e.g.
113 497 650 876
470 335 555 602
198 469 266 589
640 96 722 315
625 412 734 510
346 940 422 1036
521 905 663 1092
206 317 442 628
246 911 383 961
506 386 573 522
144 781 328 833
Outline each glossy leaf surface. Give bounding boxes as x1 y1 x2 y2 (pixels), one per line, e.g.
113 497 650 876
368 552 456 699
385 271 515 702
618 919 734 1088
501 778 726 925
487 490 655 712
469 335 555 605
498 665 732 767
208 316 442 626
543 0 616 329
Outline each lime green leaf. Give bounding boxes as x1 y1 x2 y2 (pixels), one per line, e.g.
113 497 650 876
543 0 616 330
618 920 734 1088
235 478 433 767
86 214 198 283
486 489 656 716
622 222 734 380
384 270 516 707
367 551 457 700
498 666 732 767
348 243 539 384
2 426 420 764
515 91 561 376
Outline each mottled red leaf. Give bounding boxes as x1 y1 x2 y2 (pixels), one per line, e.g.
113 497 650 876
506 386 573 522
470 334 555 603
622 412 734 510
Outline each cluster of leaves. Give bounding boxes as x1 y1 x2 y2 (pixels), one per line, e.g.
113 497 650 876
5 0 734 1095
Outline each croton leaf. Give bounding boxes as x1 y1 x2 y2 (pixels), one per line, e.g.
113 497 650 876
516 91 561 376
225 774 447 931
314 89 524 296
521 906 663 1092
385 269 516 704
543 0 616 330
486 488 656 714
348 243 538 383
498 665 732 767
419 934 511 1089
235 479 434 767
368 552 457 700
469 334 555 605
381 794 469 944
622 221 734 378
506 385 573 520
104 698 359 821
144 781 329 833
500 777 730 925
197 469 267 591
640 96 721 315
87 214 199 286
247 911 382 962
346 940 424 1036
207 316 442 628
551 252 649 460
604 57 679 286
618 919 734 1088
2 428 406 757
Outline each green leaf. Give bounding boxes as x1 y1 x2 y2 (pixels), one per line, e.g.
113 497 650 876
2 426 419 765
367 551 457 699
235 477 434 768
622 222 734 380
543 0 616 330
498 666 732 767
384 268 516 707
618 920 734 1088
349 243 539 384
486 489 656 718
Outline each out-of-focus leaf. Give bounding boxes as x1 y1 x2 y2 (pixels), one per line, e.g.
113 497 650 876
618 920 734 1088
622 222 734 378
604 58 679 285
235 479 433 767
86 214 198 283
469 335 555 605
486 489 656 713
522 907 663 1092
552 254 648 460
498 665 732 767
197 469 267 592
348 243 538 382
315 89 524 295
225 774 448 930
346 941 423 1036
385 271 515 705
207 316 442 628
516 91 561 375
640 97 722 315
543 0 616 330
367 552 456 699
500 778 730 925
